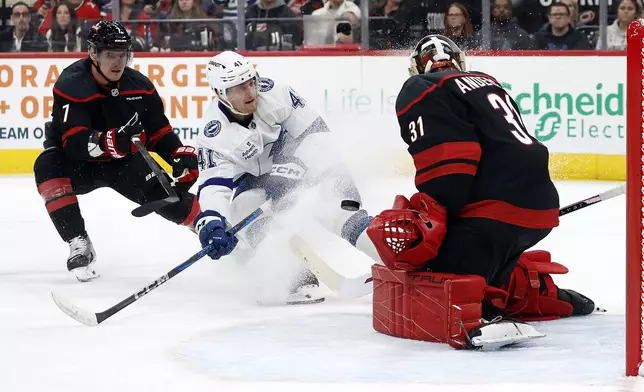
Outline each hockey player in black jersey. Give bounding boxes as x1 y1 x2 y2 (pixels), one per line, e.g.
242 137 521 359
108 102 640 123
34 21 200 282
367 35 596 331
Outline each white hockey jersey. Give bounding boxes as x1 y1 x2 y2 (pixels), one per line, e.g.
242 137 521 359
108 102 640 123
195 77 330 221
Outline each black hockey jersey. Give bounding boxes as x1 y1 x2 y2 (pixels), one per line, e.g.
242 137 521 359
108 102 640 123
395 70 560 229
46 58 182 163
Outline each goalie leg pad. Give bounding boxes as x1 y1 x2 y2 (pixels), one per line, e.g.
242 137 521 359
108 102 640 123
371 264 485 349
503 250 573 321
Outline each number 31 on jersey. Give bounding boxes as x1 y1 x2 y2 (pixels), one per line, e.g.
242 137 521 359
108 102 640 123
407 92 534 146
409 116 424 142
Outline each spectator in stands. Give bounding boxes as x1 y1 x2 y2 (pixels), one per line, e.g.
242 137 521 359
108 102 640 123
288 0 311 15
369 0 412 49
596 0 641 50
46 1 80 51
476 0 532 50
216 0 255 19
149 0 174 17
0 2 48 52
534 2 591 50
245 0 301 50
386 0 434 48
534 0 580 33
141 0 161 15
34 0 53 23
38 0 100 36
161 0 216 51
515 0 619 34
304 0 359 45
105 0 157 51
90 0 156 14
409 0 481 34
334 9 359 44
443 2 479 50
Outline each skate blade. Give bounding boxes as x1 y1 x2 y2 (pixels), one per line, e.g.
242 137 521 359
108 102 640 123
592 305 607 314
470 322 545 351
286 297 325 306
72 266 100 283
257 297 325 306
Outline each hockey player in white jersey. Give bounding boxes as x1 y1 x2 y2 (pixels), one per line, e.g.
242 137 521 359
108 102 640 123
193 51 377 304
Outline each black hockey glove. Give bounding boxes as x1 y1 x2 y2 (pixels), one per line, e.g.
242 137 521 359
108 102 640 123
101 113 144 159
265 155 307 202
171 146 199 192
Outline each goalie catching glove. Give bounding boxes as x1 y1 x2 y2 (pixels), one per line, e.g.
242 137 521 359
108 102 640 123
367 192 447 271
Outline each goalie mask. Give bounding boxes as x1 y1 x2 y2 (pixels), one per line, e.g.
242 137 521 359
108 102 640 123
408 34 467 76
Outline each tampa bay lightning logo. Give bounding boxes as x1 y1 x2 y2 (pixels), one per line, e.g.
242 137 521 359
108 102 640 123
258 77 274 92
204 120 221 138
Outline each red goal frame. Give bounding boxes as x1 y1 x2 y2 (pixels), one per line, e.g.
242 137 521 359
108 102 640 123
627 19 644 377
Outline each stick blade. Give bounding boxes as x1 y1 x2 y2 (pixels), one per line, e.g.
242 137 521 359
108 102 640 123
131 196 180 217
51 291 99 326
337 273 373 298
289 234 372 299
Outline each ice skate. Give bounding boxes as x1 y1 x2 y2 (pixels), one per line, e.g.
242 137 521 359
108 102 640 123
286 269 325 305
66 234 99 282
465 316 545 351
557 289 603 315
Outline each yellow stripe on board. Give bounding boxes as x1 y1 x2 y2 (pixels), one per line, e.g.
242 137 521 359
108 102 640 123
0 149 627 181
0 149 42 174
548 153 626 181
0 149 172 175
376 151 626 182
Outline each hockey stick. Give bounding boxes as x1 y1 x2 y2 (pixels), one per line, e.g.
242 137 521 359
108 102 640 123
51 200 271 326
130 134 180 218
291 183 627 299
289 234 373 299
558 182 625 216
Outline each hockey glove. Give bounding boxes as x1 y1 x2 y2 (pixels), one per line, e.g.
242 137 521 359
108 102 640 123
102 113 145 159
265 155 307 202
171 146 199 191
195 211 239 260
367 193 447 271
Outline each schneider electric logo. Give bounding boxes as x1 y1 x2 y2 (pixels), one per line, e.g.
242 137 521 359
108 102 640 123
535 112 562 142
503 83 624 143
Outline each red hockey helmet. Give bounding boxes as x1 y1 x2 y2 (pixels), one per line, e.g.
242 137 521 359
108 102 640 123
408 34 468 76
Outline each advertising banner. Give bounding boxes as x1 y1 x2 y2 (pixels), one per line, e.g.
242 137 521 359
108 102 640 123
0 54 627 159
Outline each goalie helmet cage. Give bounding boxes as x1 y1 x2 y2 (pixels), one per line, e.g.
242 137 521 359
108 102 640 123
627 18 644 377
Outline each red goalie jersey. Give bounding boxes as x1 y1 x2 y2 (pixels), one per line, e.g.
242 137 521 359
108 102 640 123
395 70 560 229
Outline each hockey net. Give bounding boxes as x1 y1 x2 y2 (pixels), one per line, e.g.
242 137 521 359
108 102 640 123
627 19 644 377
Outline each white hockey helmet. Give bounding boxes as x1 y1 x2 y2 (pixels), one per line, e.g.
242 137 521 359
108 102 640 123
408 34 467 76
206 51 258 114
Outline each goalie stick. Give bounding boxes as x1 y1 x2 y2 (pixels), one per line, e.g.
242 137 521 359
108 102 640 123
130 134 180 218
558 182 625 216
51 200 272 326
291 183 627 299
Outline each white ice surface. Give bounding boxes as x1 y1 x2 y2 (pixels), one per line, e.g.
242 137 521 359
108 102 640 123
0 175 642 392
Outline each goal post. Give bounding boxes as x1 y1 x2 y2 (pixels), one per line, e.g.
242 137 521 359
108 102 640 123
626 18 644 377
